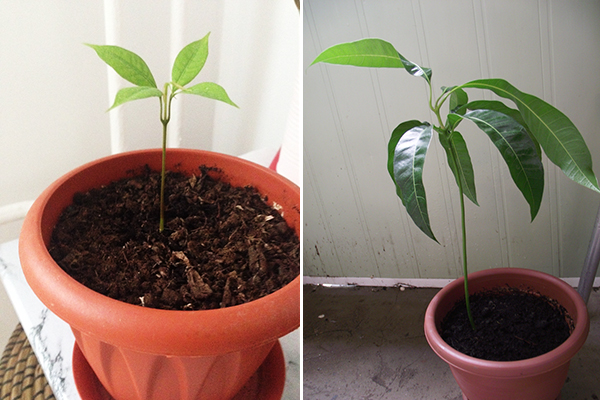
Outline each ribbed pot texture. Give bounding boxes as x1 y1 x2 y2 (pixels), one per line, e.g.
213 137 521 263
19 149 300 400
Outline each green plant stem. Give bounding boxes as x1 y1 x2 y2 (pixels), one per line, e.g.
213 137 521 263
455 158 476 331
159 120 167 232
432 93 476 331
158 84 173 233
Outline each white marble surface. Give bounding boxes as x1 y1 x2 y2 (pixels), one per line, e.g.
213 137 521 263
0 239 300 399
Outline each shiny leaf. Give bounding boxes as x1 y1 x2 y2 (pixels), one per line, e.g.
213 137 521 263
461 99 541 159
388 120 424 202
438 130 478 206
462 79 599 193
393 123 437 242
457 109 545 220
397 52 432 83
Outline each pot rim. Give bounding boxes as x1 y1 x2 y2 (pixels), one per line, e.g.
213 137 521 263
19 148 300 356
424 268 590 377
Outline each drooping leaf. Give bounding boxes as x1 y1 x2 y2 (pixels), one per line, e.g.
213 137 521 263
462 100 527 129
392 123 438 242
108 86 162 110
172 33 210 87
397 52 432 84
438 129 478 206
310 38 404 68
457 109 545 220
387 120 424 202
184 82 238 108
86 44 157 88
461 99 541 159
462 79 600 193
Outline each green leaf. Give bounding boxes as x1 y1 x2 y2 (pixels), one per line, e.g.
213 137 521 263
397 52 432 83
446 113 463 131
461 99 541 159
462 79 600 193
388 120 424 202
438 130 478 206
184 82 238 108
310 38 404 68
392 123 438 242
311 38 432 84
86 44 157 88
172 33 210 87
108 86 162 110
457 109 545 220
449 87 468 113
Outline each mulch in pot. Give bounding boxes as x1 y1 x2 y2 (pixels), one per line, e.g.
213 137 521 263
440 287 572 361
48 165 299 311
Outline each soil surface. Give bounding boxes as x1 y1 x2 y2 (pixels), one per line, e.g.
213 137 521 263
48 166 299 311
440 287 572 361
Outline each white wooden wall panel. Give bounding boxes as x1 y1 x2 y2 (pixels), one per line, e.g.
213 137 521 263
0 1 110 245
304 0 600 279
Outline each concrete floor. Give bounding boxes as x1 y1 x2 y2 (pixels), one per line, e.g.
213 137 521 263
303 285 600 400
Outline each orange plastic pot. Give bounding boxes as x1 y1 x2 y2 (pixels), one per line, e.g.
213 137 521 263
424 268 589 400
19 149 300 400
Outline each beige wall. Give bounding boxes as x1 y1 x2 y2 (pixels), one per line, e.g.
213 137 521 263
304 0 600 279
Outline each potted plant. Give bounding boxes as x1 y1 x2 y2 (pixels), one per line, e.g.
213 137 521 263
311 38 596 399
19 35 300 400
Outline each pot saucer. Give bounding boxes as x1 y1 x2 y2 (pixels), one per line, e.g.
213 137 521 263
72 340 286 400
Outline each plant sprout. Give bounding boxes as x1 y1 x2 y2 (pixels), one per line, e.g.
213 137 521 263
87 33 238 232
311 38 599 330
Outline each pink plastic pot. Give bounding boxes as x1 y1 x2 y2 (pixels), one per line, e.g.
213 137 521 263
424 268 589 400
19 149 300 400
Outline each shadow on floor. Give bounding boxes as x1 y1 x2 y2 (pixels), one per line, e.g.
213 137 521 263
303 285 600 400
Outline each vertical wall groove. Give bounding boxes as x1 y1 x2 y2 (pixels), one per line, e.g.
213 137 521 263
538 0 561 276
103 0 124 154
168 0 185 149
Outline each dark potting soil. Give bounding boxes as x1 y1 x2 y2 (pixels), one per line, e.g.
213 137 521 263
48 166 299 311
440 288 572 361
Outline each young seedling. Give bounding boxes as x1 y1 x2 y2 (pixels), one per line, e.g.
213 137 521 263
87 33 238 232
311 38 599 330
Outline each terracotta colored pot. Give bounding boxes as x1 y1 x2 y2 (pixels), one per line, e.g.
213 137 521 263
424 268 589 400
19 149 300 400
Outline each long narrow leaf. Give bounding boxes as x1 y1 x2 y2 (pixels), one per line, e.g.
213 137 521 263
310 38 404 68
393 123 438 242
457 109 545 220
86 44 157 88
388 120 424 203
311 38 432 84
172 33 210 87
184 82 238 108
462 79 599 193
108 86 162 110
461 99 541 159
438 130 478 206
